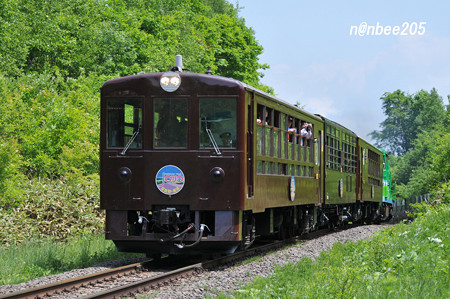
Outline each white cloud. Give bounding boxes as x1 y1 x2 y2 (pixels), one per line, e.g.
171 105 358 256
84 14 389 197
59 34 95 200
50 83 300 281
303 96 341 117
258 33 450 140
392 34 450 67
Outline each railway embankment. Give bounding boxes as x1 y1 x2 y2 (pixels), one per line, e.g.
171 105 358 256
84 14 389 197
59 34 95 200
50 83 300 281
220 203 448 299
1 202 447 298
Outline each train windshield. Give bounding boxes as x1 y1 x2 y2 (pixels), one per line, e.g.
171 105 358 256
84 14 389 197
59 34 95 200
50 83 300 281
200 98 237 148
106 99 142 149
154 98 188 148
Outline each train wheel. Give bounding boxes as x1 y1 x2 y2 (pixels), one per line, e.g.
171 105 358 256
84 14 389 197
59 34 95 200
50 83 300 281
287 225 296 238
277 224 286 240
328 222 336 231
240 217 256 250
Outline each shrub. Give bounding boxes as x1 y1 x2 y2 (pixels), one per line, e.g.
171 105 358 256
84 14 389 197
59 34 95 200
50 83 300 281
0 174 102 248
0 138 25 207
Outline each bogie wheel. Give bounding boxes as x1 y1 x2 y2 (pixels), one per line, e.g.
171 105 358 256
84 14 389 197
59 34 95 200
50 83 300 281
240 216 256 250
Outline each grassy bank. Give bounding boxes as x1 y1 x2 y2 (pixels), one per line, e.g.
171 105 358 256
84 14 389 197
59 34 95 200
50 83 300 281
0 175 103 248
0 175 143 286
228 203 449 299
0 234 143 285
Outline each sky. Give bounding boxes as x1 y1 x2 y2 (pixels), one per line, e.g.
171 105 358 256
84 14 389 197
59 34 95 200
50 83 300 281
237 0 450 141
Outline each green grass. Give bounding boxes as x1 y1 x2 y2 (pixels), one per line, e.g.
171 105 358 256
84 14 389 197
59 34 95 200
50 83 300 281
223 204 449 299
0 176 143 286
0 234 144 285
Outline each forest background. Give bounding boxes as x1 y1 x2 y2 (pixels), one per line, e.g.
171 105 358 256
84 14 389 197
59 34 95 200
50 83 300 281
0 0 448 247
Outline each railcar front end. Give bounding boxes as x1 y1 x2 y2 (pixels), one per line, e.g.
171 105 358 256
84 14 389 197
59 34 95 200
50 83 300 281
100 71 247 255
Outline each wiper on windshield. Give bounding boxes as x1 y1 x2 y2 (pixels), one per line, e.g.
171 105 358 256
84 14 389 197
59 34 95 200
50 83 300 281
120 127 140 156
203 117 221 155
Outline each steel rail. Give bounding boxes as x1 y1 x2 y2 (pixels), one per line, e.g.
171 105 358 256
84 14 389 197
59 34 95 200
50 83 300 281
0 260 150 299
81 263 203 299
82 239 297 299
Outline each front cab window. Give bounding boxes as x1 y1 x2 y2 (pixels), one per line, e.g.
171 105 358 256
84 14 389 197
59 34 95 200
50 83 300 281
154 98 188 148
107 99 142 149
200 98 237 148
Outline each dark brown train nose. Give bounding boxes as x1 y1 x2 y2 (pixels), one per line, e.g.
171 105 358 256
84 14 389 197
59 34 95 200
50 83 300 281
210 167 225 182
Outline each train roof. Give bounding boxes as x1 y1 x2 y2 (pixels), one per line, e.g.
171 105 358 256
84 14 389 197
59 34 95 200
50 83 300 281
315 114 357 136
242 83 323 122
100 71 248 100
102 71 363 138
101 72 243 89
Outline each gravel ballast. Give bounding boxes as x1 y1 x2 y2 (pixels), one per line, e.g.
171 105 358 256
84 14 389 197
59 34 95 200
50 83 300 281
151 224 391 298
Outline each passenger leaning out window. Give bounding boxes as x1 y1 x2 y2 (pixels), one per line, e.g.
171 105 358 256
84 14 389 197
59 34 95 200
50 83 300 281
300 122 312 146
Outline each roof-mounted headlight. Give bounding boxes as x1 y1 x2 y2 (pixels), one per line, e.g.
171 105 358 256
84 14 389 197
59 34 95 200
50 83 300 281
160 71 181 92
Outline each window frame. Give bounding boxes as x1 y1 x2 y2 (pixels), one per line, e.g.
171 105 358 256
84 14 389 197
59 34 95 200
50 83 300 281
153 97 189 149
199 97 238 149
105 97 143 150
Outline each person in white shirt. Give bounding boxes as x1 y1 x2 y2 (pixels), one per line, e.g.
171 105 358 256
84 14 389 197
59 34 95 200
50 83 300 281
300 122 312 146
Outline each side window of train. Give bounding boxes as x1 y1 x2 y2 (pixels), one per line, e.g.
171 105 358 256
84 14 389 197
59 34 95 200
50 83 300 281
326 125 340 170
287 116 297 143
264 108 273 156
256 104 265 156
154 98 188 148
273 110 280 157
107 98 142 149
200 98 237 148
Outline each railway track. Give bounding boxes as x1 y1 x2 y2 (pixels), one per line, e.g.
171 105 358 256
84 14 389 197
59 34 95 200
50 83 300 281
0 239 297 299
0 224 363 299
0 260 153 299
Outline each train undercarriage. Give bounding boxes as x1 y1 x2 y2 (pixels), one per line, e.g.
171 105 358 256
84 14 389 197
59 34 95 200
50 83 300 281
109 201 393 257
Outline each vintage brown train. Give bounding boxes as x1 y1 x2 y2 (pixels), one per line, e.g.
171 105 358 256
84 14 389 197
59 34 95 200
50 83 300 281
100 56 394 256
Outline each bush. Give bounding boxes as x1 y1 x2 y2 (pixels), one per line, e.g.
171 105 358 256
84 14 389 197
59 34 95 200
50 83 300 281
430 182 450 205
0 73 104 179
0 138 24 207
0 174 102 248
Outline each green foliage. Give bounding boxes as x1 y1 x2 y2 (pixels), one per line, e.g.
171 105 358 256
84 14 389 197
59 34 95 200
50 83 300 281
232 204 450 299
0 73 102 178
0 234 143 285
391 126 449 199
0 138 24 203
371 88 446 156
0 175 102 247
0 0 267 83
430 182 450 205
372 89 449 199
0 0 269 198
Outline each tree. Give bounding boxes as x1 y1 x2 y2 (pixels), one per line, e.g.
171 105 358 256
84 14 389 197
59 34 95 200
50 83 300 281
376 89 449 199
370 89 446 156
0 0 271 180
0 0 269 86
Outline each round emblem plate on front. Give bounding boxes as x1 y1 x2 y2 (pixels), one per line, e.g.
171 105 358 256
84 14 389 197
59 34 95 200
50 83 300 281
155 165 185 195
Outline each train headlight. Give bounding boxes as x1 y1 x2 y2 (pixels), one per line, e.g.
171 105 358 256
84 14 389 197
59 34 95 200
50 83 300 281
118 167 132 183
210 167 225 183
160 76 170 86
160 71 181 92
170 76 180 86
